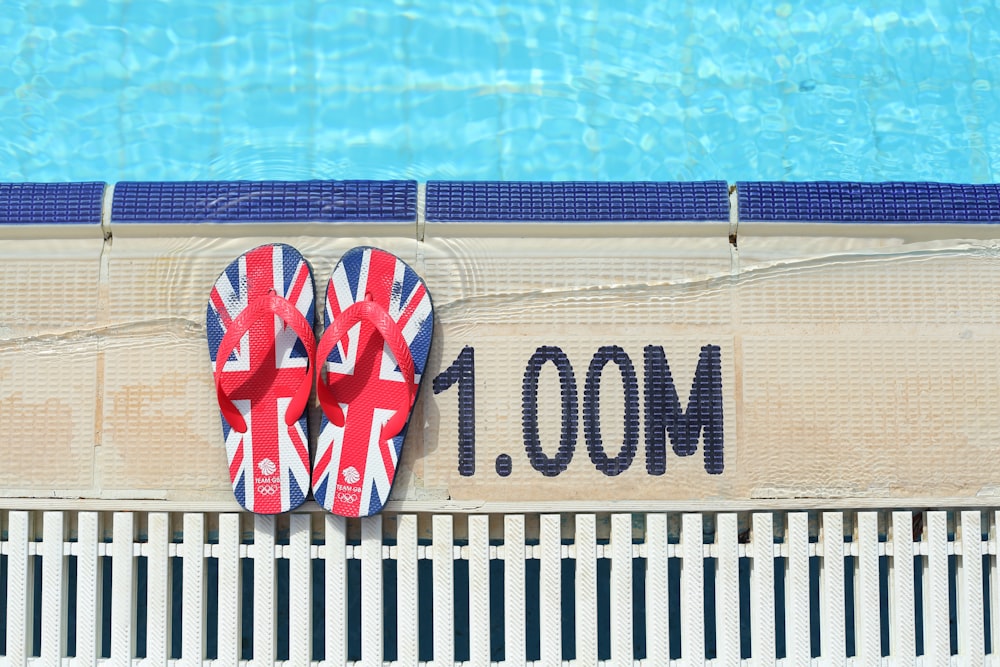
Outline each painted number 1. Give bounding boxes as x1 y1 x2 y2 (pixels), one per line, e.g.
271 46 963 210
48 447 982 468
431 346 476 476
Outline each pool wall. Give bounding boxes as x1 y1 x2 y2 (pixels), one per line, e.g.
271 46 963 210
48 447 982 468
1 179 999 512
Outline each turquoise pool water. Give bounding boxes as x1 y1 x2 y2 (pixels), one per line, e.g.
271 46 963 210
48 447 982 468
3 0 999 183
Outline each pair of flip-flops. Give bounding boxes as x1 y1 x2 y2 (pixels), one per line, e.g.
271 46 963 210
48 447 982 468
206 244 433 517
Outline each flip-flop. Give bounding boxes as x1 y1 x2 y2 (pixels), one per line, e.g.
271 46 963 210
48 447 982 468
311 247 434 517
207 243 316 514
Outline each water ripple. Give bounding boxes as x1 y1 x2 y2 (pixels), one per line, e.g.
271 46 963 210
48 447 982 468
1 0 998 183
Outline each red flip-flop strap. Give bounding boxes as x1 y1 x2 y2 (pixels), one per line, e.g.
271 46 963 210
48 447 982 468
316 299 417 432
214 293 317 433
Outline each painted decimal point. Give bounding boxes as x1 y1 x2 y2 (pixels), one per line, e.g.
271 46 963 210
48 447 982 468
495 454 512 477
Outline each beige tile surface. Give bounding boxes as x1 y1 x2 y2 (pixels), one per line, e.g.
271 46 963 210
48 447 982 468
4 226 1000 506
0 238 103 495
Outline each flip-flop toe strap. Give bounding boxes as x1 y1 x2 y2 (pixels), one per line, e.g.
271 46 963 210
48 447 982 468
316 299 417 435
214 293 317 433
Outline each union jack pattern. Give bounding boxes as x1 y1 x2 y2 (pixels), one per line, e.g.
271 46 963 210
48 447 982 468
207 243 315 514
312 247 433 517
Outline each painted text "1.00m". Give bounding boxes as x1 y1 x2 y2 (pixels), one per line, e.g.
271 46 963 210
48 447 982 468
432 345 724 478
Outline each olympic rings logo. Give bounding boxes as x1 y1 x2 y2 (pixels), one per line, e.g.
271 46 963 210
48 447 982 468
258 484 278 496
336 492 358 503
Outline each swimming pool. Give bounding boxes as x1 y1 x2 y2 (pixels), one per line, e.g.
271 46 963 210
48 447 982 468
3 3 1000 663
3 0 999 183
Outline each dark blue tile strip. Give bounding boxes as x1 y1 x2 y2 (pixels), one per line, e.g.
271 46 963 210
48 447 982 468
0 182 105 225
8 181 1000 225
738 181 1000 223
425 181 730 221
111 180 417 222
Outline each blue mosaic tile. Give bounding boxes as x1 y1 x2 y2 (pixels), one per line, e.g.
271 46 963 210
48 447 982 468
111 180 417 223
425 181 730 221
738 181 1000 223
0 182 105 224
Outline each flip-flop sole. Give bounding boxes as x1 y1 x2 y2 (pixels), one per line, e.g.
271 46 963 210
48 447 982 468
207 243 315 514
312 247 434 517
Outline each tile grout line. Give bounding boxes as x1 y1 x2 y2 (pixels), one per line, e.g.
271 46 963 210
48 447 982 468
416 182 427 271
728 185 745 492
416 181 426 241
93 183 115 495
728 183 739 276
100 182 114 239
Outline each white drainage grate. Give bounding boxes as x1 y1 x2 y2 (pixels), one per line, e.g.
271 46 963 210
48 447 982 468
0 509 994 665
